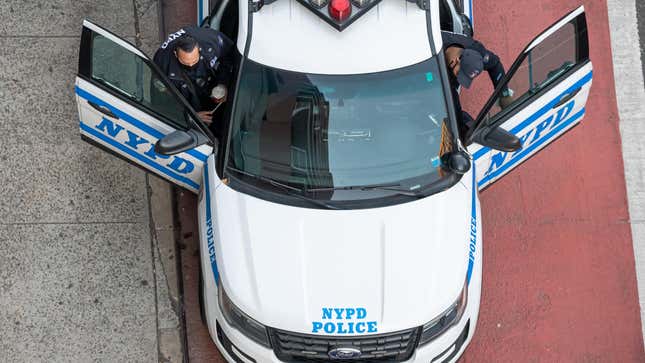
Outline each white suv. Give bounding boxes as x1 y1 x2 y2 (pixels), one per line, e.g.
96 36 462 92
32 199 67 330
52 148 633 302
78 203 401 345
74 1 592 362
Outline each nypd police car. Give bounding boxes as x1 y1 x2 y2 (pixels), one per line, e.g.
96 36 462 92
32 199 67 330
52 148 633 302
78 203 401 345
74 0 592 361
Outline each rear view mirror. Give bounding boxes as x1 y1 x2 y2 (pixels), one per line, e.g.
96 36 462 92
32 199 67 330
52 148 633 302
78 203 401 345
471 126 522 152
155 129 211 156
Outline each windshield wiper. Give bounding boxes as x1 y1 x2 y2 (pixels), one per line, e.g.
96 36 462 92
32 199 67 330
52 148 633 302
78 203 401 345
307 183 423 197
225 166 340 210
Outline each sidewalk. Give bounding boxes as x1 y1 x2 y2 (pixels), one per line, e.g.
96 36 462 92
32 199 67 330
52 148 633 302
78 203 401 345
0 0 182 361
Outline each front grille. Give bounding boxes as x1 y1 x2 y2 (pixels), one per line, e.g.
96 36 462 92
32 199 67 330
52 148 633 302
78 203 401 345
268 327 421 362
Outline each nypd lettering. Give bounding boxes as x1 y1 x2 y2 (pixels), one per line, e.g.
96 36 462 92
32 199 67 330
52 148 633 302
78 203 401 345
468 215 476 267
206 213 216 267
312 307 377 335
95 117 195 175
484 99 576 178
161 29 187 49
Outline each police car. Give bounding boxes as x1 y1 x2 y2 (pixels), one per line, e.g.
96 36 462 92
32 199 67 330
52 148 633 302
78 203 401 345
74 0 592 361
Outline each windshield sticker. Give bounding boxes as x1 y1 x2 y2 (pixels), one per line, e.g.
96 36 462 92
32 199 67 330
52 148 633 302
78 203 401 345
312 307 377 335
425 72 434 82
431 156 441 168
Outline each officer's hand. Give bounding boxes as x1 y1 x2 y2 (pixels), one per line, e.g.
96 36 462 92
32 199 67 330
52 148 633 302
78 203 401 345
499 95 514 110
197 111 213 125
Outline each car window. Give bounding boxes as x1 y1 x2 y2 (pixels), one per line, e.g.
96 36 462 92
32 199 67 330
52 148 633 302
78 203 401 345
227 57 456 202
90 33 190 130
485 21 585 121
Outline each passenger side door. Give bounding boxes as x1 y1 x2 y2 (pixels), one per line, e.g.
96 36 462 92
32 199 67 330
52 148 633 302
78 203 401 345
468 6 592 190
75 20 214 193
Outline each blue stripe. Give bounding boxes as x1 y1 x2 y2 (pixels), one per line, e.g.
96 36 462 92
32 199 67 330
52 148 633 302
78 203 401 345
198 0 204 23
467 162 476 285
75 86 208 162
469 0 473 22
477 107 585 188
472 146 490 162
80 121 200 190
204 163 220 285
472 71 592 161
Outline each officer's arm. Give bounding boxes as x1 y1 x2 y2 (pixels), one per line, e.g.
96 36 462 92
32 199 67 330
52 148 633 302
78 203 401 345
481 50 506 89
482 48 514 108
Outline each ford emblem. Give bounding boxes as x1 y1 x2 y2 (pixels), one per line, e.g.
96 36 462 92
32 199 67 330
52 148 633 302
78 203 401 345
328 347 362 360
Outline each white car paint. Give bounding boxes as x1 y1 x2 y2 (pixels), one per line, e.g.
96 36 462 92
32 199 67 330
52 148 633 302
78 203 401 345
199 155 484 363
248 0 435 74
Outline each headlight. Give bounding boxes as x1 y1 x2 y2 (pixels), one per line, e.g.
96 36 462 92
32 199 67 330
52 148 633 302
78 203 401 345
418 279 468 346
218 285 271 347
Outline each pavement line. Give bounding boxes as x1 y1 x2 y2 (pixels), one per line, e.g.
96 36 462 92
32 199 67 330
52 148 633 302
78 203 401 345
607 0 645 345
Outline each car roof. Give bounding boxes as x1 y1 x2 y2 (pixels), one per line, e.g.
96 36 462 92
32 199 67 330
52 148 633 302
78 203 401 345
244 0 443 75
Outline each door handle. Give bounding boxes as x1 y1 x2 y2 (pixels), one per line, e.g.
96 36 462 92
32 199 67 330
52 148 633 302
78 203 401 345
552 88 581 109
87 100 119 119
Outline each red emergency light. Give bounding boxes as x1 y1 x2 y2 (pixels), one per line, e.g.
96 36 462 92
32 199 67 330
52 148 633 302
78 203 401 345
252 0 429 31
295 0 382 31
329 0 351 21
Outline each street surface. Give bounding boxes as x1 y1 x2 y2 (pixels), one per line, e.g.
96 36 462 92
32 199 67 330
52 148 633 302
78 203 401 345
175 0 645 362
0 0 183 361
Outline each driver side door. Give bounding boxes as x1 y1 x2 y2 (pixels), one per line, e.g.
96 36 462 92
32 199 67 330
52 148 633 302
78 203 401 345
75 20 214 193
468 6 592 190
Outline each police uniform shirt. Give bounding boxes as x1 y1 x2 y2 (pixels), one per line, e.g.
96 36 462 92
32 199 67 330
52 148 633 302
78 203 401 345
153 27 233 111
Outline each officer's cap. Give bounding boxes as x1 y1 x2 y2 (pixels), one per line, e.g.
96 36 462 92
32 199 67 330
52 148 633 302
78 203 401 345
457 49 484 89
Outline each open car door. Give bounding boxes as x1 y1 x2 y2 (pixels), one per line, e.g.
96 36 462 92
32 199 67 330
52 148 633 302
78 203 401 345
467 6 592 190
75 20 214 193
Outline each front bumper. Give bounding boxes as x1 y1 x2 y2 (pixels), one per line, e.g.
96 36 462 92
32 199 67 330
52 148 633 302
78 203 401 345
202 272 482 363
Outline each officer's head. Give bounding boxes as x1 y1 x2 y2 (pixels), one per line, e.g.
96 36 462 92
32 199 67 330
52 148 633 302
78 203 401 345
446 47 484 89
174 35 200 69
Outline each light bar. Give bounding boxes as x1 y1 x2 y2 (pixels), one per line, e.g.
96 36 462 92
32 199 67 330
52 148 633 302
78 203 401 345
296 0 383 31
253 0 429 31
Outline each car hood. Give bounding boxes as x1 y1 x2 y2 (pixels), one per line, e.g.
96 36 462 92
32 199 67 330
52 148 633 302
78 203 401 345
210 180 473 335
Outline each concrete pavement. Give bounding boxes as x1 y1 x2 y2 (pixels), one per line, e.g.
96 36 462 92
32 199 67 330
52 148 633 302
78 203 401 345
0 0 183 361
608 0 645 345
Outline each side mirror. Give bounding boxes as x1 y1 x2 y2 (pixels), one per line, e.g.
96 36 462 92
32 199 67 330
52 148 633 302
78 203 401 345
155 129 210 156
441 151 471 175
472 126 522 152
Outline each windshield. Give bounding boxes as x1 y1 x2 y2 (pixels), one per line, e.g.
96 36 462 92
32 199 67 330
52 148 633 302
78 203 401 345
226 57 456 203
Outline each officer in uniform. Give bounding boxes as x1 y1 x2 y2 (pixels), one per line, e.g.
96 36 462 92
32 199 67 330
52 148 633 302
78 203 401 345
442 31 514 135
153 27 233 125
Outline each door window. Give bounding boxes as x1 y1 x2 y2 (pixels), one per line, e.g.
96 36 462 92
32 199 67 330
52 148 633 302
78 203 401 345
89 33 190 130
439 0 454 31
482 16 588 122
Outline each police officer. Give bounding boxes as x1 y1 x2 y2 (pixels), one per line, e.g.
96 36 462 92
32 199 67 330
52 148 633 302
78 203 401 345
153 27 233 125
442 31 513 133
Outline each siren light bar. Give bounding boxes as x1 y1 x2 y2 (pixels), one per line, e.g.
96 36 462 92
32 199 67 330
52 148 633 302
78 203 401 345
250 0 430 31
